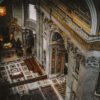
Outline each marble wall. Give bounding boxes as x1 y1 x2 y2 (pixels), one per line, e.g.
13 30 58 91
36 5 100 100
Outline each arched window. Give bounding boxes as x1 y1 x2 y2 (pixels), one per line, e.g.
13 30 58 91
29 4 36 21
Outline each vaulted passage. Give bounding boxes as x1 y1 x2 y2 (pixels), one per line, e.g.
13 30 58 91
0 0 100 100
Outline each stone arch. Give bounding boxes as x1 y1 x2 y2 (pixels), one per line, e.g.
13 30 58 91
50 30 66 46
85 0 98 35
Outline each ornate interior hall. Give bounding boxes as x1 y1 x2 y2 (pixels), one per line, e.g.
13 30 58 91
0 0 100 100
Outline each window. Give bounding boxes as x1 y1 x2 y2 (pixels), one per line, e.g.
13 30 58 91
29 4 36 21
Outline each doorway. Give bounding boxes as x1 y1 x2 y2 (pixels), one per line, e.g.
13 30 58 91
50 32 66 76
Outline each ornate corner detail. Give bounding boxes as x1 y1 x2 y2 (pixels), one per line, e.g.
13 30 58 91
86 56 100 69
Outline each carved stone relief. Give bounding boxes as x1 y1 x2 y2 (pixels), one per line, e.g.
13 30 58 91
67 39 86 67
86 56 100 69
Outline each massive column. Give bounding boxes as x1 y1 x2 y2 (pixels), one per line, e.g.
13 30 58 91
77 51 100 100
36 6 44 64
65 40 81 100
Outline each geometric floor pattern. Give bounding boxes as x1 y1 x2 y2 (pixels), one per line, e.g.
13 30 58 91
0 58 60 100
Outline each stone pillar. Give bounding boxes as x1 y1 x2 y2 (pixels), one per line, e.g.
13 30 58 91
36 7 40 59
39 12 44 64
77 51 100 100
36 6 44 64
65 41 77 100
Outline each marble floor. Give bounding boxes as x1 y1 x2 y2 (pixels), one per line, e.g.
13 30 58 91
52 76 66 99
0 58 61 100
0 58 49 93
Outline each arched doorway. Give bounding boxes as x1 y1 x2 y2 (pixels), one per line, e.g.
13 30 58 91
50 32 66 76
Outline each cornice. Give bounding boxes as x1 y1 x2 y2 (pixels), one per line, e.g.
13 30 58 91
39 1 100 52
40 0 100 43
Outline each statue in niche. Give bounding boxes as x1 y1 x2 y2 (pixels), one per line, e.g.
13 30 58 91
8 18 22 41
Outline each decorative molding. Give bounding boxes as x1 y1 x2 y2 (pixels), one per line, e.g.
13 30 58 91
40 0 100 43
86 56 100 69
40 7 100 52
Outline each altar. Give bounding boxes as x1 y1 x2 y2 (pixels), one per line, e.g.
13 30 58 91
0 43 17 62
